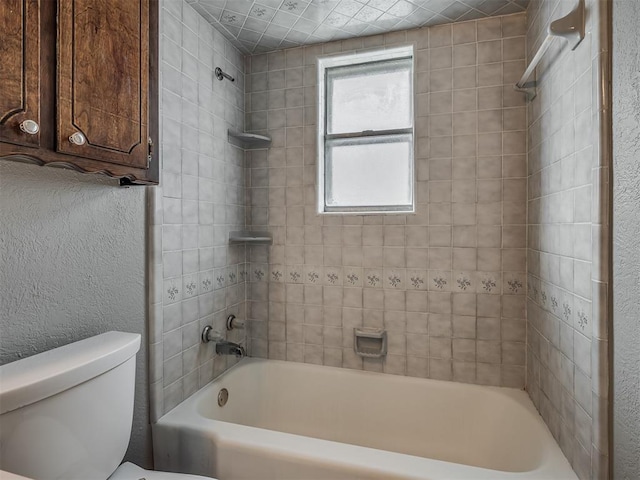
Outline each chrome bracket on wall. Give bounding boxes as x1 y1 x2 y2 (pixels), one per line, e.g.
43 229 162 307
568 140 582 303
549 0 586 51
515 0 585 101
513 82 538 103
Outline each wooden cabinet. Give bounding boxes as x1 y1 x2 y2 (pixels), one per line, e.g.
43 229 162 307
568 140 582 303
0 0 158 184
0 0 41 149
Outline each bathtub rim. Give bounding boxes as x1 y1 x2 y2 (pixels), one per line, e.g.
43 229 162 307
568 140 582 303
154 358 578 480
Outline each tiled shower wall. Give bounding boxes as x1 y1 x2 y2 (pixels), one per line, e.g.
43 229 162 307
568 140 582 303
245 14 529 387
148 0 248 421
525 0 610 478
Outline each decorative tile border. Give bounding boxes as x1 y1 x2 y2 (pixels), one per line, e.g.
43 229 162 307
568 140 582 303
163 277 182 304
345 268 363 286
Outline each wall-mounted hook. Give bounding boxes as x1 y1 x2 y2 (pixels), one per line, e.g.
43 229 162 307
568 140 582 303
215 67 235 82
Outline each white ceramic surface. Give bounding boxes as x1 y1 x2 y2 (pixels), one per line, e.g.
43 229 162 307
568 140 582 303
0 332 140 415
0 470 33 480
154 358 578 479
0 332 140 480
110 462 214 480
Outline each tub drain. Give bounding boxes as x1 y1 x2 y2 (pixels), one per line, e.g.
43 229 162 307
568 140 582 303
218 388 229 407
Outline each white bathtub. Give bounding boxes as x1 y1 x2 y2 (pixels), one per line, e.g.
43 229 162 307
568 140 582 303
153 358 577 480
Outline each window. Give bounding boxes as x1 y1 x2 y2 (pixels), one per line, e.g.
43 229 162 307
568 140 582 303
318 46 414 214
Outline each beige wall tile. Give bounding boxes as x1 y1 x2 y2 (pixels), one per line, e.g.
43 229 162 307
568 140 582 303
244 13 529 392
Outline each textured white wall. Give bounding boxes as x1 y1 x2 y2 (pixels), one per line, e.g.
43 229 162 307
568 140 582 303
0 162 151 468
612 0 640 478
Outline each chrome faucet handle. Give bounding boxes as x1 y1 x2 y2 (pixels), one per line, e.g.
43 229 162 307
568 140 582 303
226 314 245 330
201 325 223 344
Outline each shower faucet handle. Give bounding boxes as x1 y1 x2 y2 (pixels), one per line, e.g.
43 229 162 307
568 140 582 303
201 325 223 344
226 314 245 330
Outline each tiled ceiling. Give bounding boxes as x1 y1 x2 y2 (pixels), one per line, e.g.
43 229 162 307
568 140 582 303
186 0 529 54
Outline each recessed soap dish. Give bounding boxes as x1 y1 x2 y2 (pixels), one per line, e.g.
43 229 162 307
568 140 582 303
354 328 387 358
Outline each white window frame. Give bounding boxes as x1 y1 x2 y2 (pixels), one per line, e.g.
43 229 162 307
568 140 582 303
317 45 415 214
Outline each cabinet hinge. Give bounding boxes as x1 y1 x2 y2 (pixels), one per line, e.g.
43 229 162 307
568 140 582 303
147 137 153 168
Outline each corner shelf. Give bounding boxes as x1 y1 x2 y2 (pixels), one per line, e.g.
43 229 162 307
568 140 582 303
229 231 273 245
228 130 271 149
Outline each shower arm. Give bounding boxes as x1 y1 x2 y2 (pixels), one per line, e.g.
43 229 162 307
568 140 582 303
215 67 235 82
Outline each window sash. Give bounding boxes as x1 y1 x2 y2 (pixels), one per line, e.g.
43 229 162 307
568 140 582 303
325 57 413 136
324 133 414 213
325 127 413 141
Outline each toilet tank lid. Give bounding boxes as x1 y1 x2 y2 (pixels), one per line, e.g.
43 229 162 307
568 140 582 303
0 331 141 415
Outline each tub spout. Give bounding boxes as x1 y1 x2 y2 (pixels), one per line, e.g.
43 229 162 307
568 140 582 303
202 326 246 358
215 340 246 358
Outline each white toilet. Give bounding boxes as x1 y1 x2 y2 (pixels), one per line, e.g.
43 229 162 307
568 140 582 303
0 331 215 480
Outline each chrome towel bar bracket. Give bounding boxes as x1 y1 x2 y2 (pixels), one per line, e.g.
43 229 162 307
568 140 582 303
515 0 585 101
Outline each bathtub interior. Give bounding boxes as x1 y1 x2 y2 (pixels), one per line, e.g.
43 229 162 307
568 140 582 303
194 359 548 473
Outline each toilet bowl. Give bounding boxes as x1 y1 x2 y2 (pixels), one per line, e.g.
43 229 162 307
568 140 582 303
0 332 216 480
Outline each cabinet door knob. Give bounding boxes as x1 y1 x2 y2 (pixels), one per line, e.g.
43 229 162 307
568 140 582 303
69 132 86 145
19 119 40 135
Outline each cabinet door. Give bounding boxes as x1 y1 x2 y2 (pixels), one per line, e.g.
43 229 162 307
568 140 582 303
57 0 149 169
0 0 41 147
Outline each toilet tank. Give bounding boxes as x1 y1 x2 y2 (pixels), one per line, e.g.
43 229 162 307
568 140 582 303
0 332 141 480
